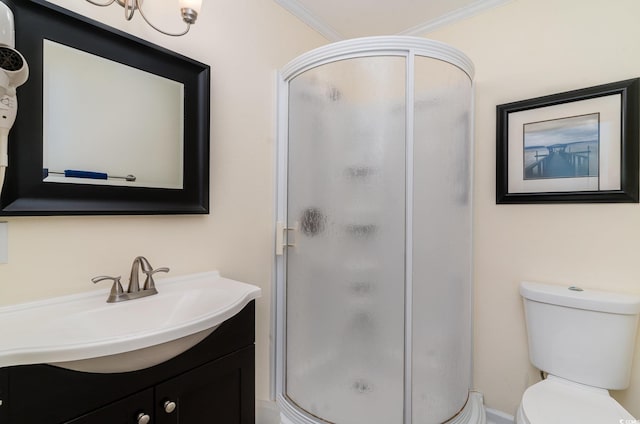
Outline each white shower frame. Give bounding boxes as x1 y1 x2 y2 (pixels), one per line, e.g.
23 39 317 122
273 36 475 424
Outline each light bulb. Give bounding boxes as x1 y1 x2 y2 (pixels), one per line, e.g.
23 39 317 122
179 0 201 24
179 0 201 14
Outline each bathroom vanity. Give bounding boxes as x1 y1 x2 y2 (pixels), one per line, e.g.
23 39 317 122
0 301 255 423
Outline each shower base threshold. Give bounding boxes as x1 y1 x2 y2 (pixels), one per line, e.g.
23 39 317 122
447 391 486 424
279 391 486 424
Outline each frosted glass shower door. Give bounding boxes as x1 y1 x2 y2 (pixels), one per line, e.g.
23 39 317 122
285 56 406 424
411 57 473 423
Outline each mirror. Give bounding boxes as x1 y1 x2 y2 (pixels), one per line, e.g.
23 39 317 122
43 40 185 189
0 0 210 215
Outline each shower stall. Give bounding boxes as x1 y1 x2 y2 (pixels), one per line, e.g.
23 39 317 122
274 37 483 424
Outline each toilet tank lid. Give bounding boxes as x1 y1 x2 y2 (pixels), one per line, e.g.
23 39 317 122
520 281 640 315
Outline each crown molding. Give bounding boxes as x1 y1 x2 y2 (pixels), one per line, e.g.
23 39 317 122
274 0 513 41
398 0 514 36
273 0 343 41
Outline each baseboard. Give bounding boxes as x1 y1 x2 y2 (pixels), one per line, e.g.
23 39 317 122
486 407 515 424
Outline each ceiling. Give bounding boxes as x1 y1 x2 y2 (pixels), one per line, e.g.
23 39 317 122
273 0 511 41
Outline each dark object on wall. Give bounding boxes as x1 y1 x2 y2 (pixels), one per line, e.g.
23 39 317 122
0 0 210 215
496 78 639 204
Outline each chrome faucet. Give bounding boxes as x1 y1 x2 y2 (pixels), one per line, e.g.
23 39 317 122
129 255 170 295
92 256 170 303
128 255 151 293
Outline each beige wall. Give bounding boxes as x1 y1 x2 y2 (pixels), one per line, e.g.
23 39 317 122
1 0 326 402
424 0 640 417
7 0 640 418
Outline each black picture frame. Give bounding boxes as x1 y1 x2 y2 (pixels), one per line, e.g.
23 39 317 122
496 78 639 204
0 0 210 215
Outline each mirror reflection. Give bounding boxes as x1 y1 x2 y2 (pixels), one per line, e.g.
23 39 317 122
42 40 184 189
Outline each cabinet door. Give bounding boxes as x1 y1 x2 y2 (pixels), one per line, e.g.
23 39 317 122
0 369 7 423
155 346 254 424
66 388 154 424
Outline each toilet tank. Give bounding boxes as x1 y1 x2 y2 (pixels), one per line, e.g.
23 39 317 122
520 281 640 390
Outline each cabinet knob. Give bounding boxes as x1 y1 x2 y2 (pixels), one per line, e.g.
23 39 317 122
164 400 177 414
137 413 151 424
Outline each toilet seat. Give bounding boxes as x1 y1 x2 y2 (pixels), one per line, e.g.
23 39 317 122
518 376 635 424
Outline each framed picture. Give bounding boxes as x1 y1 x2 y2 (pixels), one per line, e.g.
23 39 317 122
496 78 639 203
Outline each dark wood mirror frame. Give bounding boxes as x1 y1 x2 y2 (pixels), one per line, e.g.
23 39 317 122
0 0 210 215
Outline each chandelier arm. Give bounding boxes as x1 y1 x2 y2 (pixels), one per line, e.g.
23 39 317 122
135 2 191 36
123 0 136 21
84 0 194 36
85 0 117 6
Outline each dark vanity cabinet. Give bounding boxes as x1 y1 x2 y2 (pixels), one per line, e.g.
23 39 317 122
0 302 255 424
66 388 155 424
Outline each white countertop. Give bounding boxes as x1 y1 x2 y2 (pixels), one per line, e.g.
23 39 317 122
0 271 261 371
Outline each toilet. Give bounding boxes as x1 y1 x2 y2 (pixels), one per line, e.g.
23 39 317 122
517 281 640 424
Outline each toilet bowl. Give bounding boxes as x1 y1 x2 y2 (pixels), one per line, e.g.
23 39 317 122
516 376 634 424
518 281 640 424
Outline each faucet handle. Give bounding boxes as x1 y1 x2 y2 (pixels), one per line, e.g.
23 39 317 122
143 267 169 291
92 275 124 303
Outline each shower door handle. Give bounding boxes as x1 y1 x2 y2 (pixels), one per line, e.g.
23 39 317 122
276 221 296 255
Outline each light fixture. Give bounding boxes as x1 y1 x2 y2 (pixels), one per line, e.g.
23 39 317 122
85 0 202 37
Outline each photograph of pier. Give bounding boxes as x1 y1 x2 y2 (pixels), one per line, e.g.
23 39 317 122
523 113 599 180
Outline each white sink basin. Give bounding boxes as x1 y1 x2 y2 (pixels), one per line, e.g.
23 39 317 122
0 271 261 373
